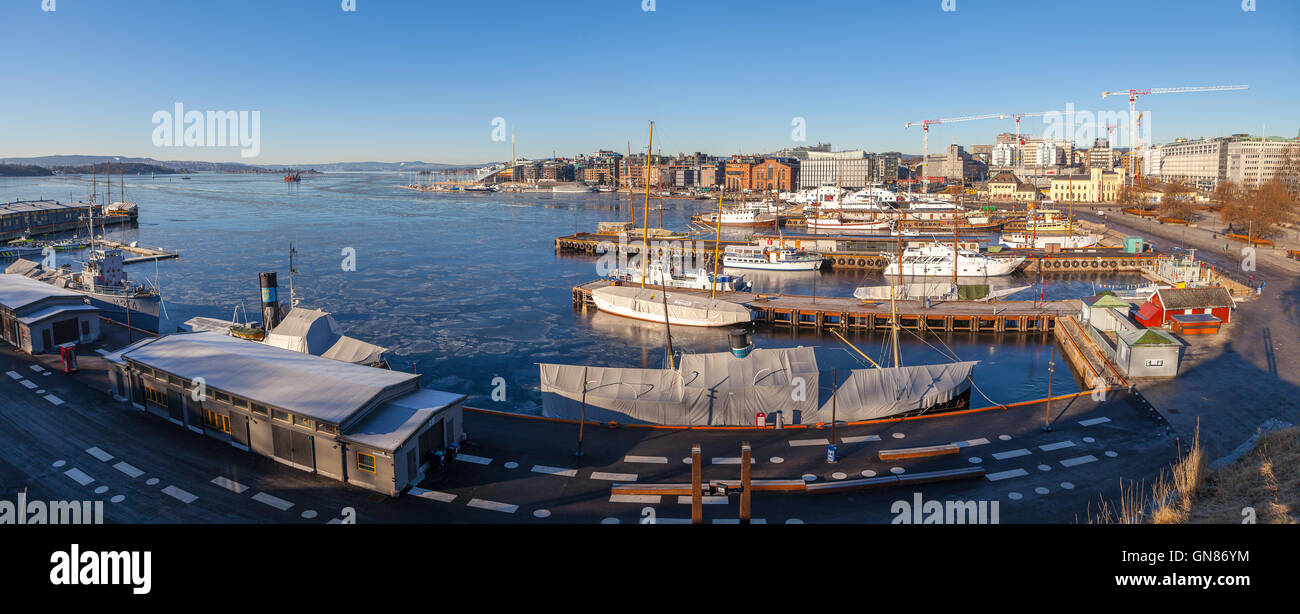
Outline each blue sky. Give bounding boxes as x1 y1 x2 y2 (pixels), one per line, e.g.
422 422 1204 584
1 0 1296 164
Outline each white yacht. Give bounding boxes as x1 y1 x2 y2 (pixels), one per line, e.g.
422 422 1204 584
698 209 778 228
723 246 823 271
999 232 1101 249
609 261 751 292
591 286 752 327
806 216 890 233
883 244 1024 277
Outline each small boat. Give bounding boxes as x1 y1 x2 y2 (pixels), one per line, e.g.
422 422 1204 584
609 261 751 292
229 324 266 341
697 209 778 228
591 285 752 327
999 232 1100 249
883 244 1024 277
284 171 301 182
807 216 890 233
723 246 823 271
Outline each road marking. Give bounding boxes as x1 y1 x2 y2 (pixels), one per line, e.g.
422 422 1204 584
713 519 767 524
85 447 114 462
1039 441 1076 452
840 435 881 443
162 486 198 504
710 457 755 465
29 365 44 372
409 487 456 503
655 518 692 524
677 495 728 505
1079 417 1111 426
5 371 21 379
531 465 577 477
992 448 1031 460
19 380 37 390
113 462 143 478
986 468 1029 481
455 454 492 465
952 437 991 448
610 494 661 504
789 438 829 447
326 518 342 524
64 468 94 486
210 477 250 494
252 492 294 510
590 471 638 482
44 394 64 406
624 455 668 464
1060 455 1099 467
468 498 518 514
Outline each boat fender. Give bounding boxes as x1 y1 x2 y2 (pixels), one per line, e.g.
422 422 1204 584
858 259 866 267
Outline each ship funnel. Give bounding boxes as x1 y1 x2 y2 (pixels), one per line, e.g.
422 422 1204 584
728 329 753 358
259 272 281 331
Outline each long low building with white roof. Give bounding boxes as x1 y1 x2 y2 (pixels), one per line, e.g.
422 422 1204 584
0 273 101 354
103 331 465 496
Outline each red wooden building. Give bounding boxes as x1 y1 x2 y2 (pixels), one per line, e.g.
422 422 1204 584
1134 287 1234 328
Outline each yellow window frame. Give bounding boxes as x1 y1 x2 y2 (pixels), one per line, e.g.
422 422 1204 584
356 452 376 474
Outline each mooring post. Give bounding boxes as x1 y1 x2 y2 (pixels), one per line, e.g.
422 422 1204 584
740 441 752 525
691 444 703 525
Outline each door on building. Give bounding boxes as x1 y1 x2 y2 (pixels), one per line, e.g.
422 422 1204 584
41 328 52 352
51 319 78 345
272 425 315 471
406 449 417 482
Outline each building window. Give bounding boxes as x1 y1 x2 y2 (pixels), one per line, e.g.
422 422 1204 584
1144 359 1164 367
235 398 251 410
214 391 230 403
316 423 338 436
356 452 376 474
143 386 166 406
168 375 183 386
293 415 313 430
273 409 291 423
203 409 230 434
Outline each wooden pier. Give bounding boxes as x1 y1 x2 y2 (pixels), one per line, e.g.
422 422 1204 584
573 279 1075 334
98 239 179 264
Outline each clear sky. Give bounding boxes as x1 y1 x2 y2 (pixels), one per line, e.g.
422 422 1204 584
1 0 1296 164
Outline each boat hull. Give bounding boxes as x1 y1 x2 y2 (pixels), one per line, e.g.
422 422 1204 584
591 287 751 328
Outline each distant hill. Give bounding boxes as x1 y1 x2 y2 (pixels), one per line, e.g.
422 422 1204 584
0 163 54 177
0 155 486 174
59 162 186 175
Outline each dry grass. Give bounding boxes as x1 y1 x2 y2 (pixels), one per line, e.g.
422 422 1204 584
1184 426 1300 524
1085 424 1300 524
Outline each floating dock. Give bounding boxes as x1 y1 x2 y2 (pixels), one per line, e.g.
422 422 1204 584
97 239 179 264
573 279 1076 334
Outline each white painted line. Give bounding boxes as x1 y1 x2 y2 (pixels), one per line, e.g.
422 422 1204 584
44 394 64 406
986 468 1030 482
1060 455 1099 468
252 492 294 511
210 477 250 494
19 380 37 390
162 486 198 504
952 437 991 448
112 462 143 478
710 457 756 465
610 494 661 504
326 518 342 525
1039 441 1076 452
5 371 21 379
468 498 518 514
841 434 881 443
409 487 456 503
789 438 829 447
455 454 492 465
656 518 692 524
992 448 1031 460
624 455 668 464
712 519 767 524
1079 416 1111 426
64 468 94 486
85 447 113 462
590 471 638 482
29 365 45 372
677 495 728 505
531 465 577 477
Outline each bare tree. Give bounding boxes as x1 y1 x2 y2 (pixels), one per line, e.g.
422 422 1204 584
1222 178 1297 242
1159 181 1194 222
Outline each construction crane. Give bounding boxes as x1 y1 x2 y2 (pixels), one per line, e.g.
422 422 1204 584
904 113 1006 192
1008 112 1049 145
1101 85 1249 185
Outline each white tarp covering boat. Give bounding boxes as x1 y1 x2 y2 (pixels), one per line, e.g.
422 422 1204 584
540 346 977 426
591 285 752 327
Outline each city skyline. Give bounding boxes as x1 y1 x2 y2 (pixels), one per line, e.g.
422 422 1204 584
1 0 1296 165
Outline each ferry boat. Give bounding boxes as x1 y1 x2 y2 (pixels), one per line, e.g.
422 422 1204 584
722 245 823 271
609 261 751 292
698 209 778 228
999 232 1101 249
883 244 1024 277
284 171 301 182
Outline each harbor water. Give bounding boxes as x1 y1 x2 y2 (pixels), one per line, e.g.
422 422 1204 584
0 174 1152 413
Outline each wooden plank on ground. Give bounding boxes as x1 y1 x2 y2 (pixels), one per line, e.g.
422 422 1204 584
877 444 961 461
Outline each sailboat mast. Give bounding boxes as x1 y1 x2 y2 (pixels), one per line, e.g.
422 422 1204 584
952 194 959 286
640 121 653 288
711 188 722 298
627 140 634 224
891 228 902 368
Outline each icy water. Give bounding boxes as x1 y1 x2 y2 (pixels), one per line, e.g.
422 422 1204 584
0 173 1150 412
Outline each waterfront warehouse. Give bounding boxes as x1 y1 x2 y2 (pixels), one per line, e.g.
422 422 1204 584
104 331 464 496
0 274 101 354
